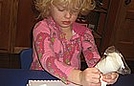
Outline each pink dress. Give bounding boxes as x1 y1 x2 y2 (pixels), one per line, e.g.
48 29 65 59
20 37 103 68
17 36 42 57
30 18 100 83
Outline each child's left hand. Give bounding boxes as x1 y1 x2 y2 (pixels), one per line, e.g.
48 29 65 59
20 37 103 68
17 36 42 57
102 72 119 84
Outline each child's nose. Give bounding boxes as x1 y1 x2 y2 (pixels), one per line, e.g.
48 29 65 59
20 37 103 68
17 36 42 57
64 11 72 19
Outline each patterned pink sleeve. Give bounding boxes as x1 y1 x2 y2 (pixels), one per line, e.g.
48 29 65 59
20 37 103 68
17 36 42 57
81 29 101 67
33 22 74 83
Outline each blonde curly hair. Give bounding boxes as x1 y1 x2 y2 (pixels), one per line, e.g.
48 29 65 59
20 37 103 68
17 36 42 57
34 0 96 19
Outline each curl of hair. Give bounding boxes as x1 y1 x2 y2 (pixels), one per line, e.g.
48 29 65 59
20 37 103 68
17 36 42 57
34 0 51 19
80 0 96 15
34 0 96 19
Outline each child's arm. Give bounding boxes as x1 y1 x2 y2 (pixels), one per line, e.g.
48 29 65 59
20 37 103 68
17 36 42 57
32 22 75 83
81 29 100 67
68 67 101 85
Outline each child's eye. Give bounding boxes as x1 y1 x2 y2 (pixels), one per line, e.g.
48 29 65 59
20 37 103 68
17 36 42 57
56 6 66 12
73 10 79 13
71 9 79 14
58 8 65 11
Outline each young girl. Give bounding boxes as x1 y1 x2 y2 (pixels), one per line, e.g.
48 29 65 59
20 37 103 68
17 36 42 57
30 0 119 85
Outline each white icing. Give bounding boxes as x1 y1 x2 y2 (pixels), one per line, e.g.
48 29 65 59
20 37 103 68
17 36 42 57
95 52 124 74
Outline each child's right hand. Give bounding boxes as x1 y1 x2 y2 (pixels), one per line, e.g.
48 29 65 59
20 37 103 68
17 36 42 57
79 68 101 86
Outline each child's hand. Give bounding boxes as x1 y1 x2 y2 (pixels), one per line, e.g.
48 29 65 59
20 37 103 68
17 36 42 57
102 72 119 85
80 68 101 86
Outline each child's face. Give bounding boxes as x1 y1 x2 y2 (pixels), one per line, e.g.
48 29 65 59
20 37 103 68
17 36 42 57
50 2 79 29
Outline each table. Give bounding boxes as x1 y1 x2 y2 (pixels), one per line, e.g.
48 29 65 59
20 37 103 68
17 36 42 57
0 68 134 86
112 74 134 86
0 68 58 86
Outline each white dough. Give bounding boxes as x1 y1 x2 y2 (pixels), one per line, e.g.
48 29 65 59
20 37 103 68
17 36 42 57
95 52 124 74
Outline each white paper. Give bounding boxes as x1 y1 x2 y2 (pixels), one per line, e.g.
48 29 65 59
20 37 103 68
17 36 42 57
28 80 79 86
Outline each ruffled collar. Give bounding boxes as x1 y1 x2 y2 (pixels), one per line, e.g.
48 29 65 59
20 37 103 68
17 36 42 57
46 17 62 32
45 17 87 41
